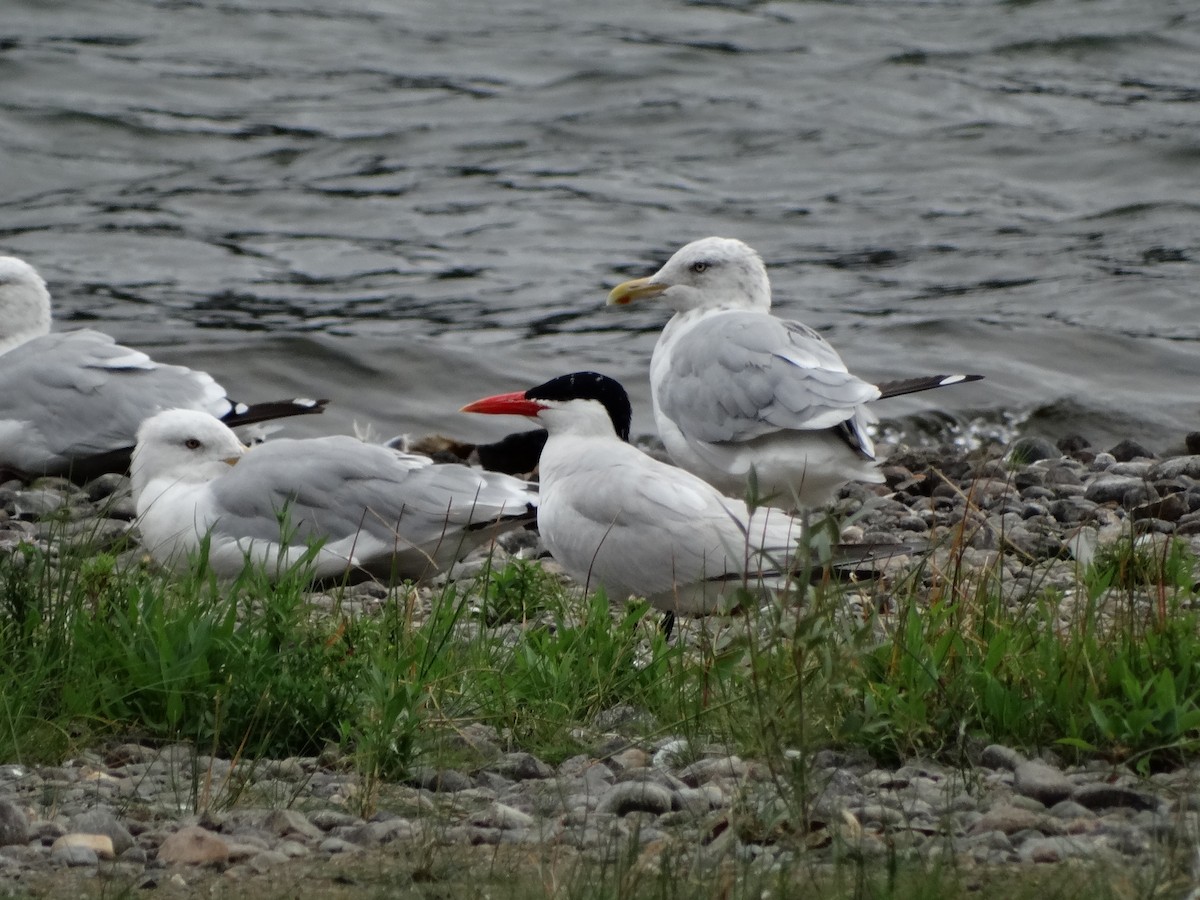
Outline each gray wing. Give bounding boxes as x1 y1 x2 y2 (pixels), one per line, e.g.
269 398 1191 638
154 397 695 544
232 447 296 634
542 451 792 598
0 331 229 470
208 435 534 546
656 312 881 444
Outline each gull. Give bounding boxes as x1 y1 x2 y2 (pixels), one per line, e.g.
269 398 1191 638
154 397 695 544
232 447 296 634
130 409 537 582
0 256 325 481
461 372 811 619
607 237 982 509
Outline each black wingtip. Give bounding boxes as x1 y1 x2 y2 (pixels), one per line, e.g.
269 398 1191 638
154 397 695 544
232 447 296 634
220 398 329 429
875 374 983 400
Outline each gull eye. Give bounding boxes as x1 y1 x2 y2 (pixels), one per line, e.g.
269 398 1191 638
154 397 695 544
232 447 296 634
690 261 709 274
184 438 202 450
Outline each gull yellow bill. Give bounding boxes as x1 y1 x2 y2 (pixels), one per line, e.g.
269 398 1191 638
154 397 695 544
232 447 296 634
607 277 667 306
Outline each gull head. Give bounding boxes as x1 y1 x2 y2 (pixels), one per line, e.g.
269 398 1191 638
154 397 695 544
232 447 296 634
462 371 632 442
130 409 247 499
607 237 771 314
0 256 52 353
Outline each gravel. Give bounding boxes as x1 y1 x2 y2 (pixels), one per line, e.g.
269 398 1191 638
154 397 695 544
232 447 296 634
2 434 1200 887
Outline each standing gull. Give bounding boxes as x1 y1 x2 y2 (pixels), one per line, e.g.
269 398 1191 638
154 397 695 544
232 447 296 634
0 256 325 481
462 372 807 619
131 409 537 582
607 237 982 509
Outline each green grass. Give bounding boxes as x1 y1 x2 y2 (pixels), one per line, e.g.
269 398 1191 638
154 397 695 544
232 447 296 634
3 515 1200 772
2 501 1200 897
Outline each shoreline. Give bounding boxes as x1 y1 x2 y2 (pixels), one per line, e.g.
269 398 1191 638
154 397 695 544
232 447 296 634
2 433 1200 895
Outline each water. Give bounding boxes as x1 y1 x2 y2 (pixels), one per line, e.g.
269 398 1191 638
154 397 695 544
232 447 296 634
3 0 1198 452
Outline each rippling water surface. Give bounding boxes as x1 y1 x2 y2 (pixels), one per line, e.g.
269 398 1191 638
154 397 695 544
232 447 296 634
3 0 1198 449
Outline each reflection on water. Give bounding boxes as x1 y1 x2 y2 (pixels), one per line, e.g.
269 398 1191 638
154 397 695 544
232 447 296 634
2 0 1198 450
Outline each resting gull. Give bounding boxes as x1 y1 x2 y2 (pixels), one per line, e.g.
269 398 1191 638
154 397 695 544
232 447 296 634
0 256 325 481
607 237 982 509
130 409 537 583
462 372 806 619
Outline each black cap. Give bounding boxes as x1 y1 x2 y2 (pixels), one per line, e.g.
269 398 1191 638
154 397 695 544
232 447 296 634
525 372 632 442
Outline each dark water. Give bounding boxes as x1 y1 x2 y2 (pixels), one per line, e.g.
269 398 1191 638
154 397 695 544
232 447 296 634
3 0 1198 451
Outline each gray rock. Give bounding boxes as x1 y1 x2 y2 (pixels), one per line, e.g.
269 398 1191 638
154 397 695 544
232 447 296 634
11 489 66 519
0 799 29 847
1009 793 1050 813
1045 464 1083 486
1013 760 1073 806
409 767 473 793
968 804 1056 836
1002 524 1063 558
1108 440 1156 462
262 757 306 781
674 786 720 816
307 810 364 831
120 846 148 864
263 808 322 840
1071 783 1158 812
317 837 363 854
493 752 553 781
1147 456 1200 481
225 839 266 863
860 769 907 790
50 843 99 867
959 829 1014 854
471 803 536 830
678 756 750 786
979 745 1024 771
1084 475 1150 506
449 824 505 845
597 781 675 817
1100 824 1152 856
1132 492 1189 523
606 748 651 771
84 473 130 501
276 839 309 857
853 804 906 827
1047 799 1096 820
557 754 595 777
1050 497 1097 524
442 722 502 759
349 818 417 847
105 744 158 767
475 770 514 792
1018 835 1101 863
248 849 290 872
1009 437 1060 464
810 747 875 773
1171 793 1200 812
71 807 135 855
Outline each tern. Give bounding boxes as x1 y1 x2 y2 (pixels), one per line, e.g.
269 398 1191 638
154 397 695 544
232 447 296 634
0 256 326 482
461 372 813 619
130 409 537 583
607 237 982 509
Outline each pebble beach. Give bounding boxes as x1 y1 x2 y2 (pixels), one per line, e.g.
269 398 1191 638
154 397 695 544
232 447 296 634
2 430 1200 894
